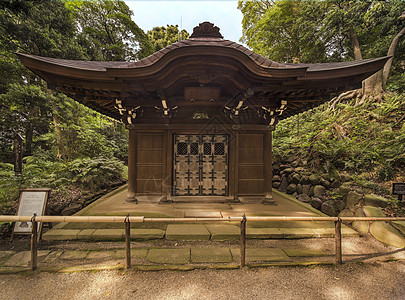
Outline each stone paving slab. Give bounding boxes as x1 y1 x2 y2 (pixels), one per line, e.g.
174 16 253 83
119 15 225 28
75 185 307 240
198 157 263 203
87 251 114 259
60 250 90 260
184 211 222 218
278 228 318 238
231 248 292 262
247 228 282 239
130 229 165 240
191 248 233 263
77 229 96 240
92 229 124 240
282 249 328 257
0 251 15 260
3 251 50 267
166 224 211 241
43 251 63 263
205 225 239 241
43 229 80 240
111 249 148 259
146 249 190 264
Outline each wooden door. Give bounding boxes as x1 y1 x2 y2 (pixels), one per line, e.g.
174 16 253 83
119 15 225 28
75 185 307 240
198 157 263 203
173 134 228 196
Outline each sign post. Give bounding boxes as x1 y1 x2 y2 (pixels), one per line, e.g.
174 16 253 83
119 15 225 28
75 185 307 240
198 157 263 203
393 183 405 202
12 188 51 240
13 133 23 176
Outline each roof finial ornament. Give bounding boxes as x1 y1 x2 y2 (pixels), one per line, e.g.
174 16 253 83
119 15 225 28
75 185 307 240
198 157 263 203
190 22 223 39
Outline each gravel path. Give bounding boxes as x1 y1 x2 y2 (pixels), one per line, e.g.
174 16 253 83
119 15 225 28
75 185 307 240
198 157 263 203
1 261 405 300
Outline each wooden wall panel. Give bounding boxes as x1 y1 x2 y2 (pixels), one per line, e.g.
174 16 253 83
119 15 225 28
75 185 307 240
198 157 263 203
136 133 163 195
238 133 264 196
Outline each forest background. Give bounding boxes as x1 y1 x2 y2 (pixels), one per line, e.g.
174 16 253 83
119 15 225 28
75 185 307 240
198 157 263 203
0 0 404 219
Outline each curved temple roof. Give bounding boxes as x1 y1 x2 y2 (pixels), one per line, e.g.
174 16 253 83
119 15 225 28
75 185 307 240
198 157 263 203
18 22 389 124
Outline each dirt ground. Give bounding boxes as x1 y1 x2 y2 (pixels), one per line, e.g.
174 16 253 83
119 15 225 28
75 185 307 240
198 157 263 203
1 260 405 300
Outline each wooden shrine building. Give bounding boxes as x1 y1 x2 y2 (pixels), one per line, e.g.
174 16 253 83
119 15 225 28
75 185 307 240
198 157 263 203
18 22 389 204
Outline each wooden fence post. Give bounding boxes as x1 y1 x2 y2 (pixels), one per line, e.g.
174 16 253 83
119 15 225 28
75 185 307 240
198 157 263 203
240 214 247 267
31 214 38 271
125 214 131 270
335 217 342 265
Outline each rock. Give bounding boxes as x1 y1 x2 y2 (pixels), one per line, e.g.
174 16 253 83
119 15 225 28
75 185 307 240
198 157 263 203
313 185 326 198
309 174 320 185
279 176 288 192
283 168 294 175
330 179 341 188
309 186 314 197
321 174 331 182
392 221 405 235
320 178 330 188
364 194 389 208
296 184 303 194
338 209 355 218
273 164 280 173
370 222 405 248
291 173 301 184
286 156 297 163
280 164 289 170
286 184 297 194
346 191 363 209
272 175 281 182
302 184 311 196
338 183 352 198
61 204 82 216
340 173 353 182
335 200 345 212
273 182 281 189
294 167 305 173
310 198 323 210
352 221 369 234
354 207 366 217
297 194 310 203
293 192 298 197
363 206 386 217
321 200 336 216
300 175 311 185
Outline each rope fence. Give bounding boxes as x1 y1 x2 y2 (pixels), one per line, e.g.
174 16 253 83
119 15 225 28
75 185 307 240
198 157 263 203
1 215 405 270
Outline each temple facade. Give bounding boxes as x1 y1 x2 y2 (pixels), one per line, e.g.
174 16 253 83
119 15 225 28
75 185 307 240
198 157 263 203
18 22 389 204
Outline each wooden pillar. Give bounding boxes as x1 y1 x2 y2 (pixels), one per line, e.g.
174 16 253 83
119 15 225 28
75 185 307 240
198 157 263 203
262 130 275 204
233 131 240 203
127 128 137 203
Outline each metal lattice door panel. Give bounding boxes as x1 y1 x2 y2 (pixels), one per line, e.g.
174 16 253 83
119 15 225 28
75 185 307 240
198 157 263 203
173 134 228 196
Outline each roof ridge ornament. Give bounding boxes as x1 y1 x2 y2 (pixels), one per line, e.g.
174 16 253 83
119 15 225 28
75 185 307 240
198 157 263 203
190 22 223 39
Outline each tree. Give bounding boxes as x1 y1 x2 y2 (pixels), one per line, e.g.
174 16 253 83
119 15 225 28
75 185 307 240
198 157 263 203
238 1 405 96
147 25 189 52
65 0 153 61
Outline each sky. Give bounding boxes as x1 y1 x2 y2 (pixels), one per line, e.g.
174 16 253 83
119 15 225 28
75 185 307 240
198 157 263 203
125 1 244 43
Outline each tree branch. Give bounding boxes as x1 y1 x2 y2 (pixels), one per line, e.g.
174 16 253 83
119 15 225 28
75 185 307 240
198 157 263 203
382 26 405 87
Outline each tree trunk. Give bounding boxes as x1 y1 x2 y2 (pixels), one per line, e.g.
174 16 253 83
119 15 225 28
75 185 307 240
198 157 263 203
24 105 39 156
347 27 363 61
383 27 405 87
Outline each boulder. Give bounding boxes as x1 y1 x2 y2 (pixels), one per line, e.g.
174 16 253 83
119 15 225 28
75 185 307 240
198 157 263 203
283 168 294 175
286 184 297 194
392 221 405 235
370 222 405 248
294 167 305 173
273 164 280 173
309 174 320 185
279 176 289 192
320 178 330 188
272 175 281 182
363 206 386 217
346 191 363 209
273 182 281 189
300 175 311 185
335 200 345 212
340 173 353 182
291 173 301 184
310 198 323 210
302 184 311 196
61 204 82 216
364 194 389 208
297 194 311 203
280 164 289 170
291 160 300 168
354 207 366 217
296 183 303 194
321 200 336 216
338 209 355 218
352 221 369 234
309 186 314 197
313 185 326 198
338 182 352 198
321 174 331 182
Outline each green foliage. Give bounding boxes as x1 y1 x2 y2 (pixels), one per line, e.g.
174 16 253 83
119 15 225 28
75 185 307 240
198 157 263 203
147 25 189 52
273 93 405 180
